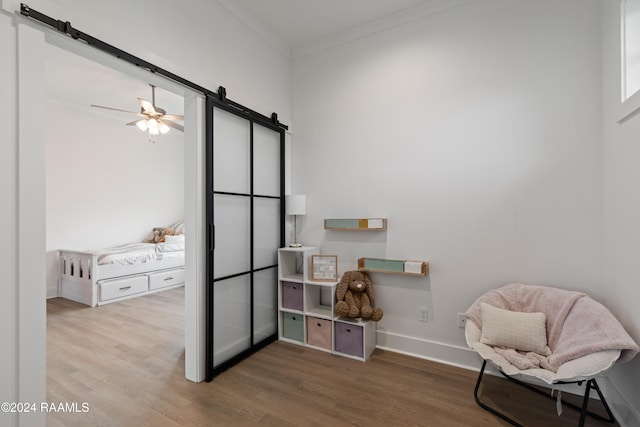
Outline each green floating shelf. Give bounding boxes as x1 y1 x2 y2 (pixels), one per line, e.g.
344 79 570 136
357 257 428 276
324 218 387 231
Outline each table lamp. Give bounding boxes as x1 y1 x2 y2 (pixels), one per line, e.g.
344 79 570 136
286 194 306 247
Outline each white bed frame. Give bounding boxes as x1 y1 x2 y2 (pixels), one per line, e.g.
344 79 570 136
59 249 185 307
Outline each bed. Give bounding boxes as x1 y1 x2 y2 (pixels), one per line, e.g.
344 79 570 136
59 232 185 307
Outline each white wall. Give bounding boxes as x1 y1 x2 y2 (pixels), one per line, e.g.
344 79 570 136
292 0 604 365
602 1 640 425
45 99 185 297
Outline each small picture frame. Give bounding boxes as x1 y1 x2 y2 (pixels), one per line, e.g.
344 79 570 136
311 255 338 281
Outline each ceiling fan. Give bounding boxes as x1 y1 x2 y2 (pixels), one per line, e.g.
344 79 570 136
91 84 184 139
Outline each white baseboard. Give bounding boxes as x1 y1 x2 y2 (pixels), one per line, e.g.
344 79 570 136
376 330 639 427
376 329 482 371
46 286 58 299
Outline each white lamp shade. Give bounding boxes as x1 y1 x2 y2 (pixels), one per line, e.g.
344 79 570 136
158 121 170 134
136 119 148 131
286 195 306 215
147 118 159 135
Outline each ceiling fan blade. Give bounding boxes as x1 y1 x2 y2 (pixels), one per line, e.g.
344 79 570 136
138 98 156 115
125 120 141 126
161 114 184 121
162 119 184 132
90 104 142 115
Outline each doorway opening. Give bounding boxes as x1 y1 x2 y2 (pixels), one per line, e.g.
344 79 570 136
38 25 210 425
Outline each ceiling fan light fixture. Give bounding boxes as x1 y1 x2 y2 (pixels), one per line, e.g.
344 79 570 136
135 119 148 131
92 83 183 141
147 118 159 135
158 121 170 134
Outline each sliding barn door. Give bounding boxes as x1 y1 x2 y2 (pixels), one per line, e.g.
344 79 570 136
205 97 284 379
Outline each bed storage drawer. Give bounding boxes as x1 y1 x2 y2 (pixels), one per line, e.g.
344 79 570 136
148 268 185 290
99 275 148 302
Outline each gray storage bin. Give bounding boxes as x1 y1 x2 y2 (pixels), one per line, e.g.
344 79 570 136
334 321 363 358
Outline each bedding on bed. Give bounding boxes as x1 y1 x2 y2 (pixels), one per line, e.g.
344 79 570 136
88 241 184 266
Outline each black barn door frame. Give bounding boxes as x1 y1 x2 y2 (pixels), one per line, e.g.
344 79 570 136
21 4 287 382
205 96 285 380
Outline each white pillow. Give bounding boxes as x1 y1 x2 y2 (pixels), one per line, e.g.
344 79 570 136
480 303 550 355
164 234 185 244
169 222 185 235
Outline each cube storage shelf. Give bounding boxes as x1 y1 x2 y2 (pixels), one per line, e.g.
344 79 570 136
278 247 376 361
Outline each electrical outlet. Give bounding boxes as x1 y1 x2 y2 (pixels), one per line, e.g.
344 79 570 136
418 307 429 322
457 313 467 328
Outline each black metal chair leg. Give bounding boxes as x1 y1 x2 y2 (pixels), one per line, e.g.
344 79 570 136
473 360 617 427
473 360 523 427
578 379 593 427
578 378 617 426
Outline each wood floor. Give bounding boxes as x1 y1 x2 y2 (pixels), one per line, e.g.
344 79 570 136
47 288 618 427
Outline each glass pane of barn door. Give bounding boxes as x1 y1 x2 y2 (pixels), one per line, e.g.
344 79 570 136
253 122 280 197
213 275 251 367
211 106 251 369
252 195 279 340
252 123 281 341
253 123 281 269
213 194 250 279
211 194 251 368
213 108 250 194
253 267 277 342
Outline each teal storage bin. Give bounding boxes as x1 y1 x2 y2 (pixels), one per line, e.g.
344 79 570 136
282 312 304 342
364 258 405 273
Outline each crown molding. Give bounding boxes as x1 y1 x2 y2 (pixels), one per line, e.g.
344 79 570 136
291 0 477 60
215 0 292 59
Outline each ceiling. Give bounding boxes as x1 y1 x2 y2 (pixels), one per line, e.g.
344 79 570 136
232 0 433 50
219 0 465 58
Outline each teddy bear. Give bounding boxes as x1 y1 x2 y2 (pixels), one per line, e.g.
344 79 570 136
145 227 175 243
335 270 383 321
